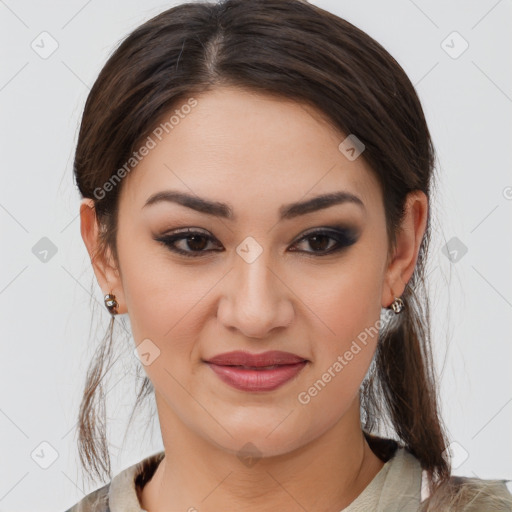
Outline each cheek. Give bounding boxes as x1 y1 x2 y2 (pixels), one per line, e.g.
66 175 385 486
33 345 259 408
305 254 384 345
116 232 224 379
297 298 381 431
116 231 190 342
300 252 384 400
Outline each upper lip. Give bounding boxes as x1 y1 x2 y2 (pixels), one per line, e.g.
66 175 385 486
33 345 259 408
204 350 307 367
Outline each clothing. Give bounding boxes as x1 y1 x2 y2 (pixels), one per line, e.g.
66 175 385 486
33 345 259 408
64 443 424 512
63 450 164 512
63 442 510 512
342 446 427 511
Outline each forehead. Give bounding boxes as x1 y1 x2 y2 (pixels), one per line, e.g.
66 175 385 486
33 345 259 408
119 86 381 216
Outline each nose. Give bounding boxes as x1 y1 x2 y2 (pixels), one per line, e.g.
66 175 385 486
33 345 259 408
217 249 294 339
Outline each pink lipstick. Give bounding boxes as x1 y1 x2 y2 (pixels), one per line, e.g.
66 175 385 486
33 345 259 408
204 350 308 392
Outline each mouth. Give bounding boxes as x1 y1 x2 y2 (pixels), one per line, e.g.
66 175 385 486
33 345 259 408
203 351 309 392
204 350 308 367
226 364 284 370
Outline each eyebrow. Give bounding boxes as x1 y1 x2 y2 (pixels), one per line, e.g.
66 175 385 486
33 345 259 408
142 189 365 221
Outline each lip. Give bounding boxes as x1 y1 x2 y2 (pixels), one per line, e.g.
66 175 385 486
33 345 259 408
204 350 307 367
204 350 309 392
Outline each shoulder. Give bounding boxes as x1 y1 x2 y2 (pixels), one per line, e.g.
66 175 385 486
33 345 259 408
421 474 512 511
63 483 111 512
449 476 512 510
62 450 164 512
364 434 512 511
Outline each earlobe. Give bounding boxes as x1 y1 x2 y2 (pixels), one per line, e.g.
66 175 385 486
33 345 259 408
381 190 428 308
79 198 126 315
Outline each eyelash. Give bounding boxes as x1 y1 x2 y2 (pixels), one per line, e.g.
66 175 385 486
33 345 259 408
153 226 359 258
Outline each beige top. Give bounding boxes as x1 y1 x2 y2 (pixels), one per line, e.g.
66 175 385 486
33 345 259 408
341 446 428 511
65 445 430 511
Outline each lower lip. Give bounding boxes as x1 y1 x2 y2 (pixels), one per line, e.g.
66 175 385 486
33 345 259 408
205 361 308 392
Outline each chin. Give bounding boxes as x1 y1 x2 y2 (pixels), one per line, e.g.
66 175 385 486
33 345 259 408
198 414 311 460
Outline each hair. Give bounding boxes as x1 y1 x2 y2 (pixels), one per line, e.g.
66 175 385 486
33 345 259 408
72 0 512 509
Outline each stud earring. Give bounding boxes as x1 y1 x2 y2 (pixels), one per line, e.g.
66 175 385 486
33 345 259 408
389 296 405 314
104 293 119 315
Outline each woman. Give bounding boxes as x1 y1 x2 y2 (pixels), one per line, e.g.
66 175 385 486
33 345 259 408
65 0 512 510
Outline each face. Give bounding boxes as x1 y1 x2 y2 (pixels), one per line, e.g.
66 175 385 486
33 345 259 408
87 86 404 457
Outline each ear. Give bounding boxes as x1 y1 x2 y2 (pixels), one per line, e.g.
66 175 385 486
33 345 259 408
381 190 428 308
80 198 127 314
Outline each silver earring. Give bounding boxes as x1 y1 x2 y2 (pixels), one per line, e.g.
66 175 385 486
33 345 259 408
390 296 404 314
104 293 119 315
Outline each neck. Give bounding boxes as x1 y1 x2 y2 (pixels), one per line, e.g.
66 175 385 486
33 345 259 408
139 395 386 512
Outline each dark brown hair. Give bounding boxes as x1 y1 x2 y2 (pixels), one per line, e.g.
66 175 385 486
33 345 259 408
73 1 512 509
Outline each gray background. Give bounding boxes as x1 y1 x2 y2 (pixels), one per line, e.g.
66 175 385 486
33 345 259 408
0 0 511 510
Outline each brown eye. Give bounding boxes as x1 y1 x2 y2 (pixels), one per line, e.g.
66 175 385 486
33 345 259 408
289 228 358 256
154 226 359 258
301 233 335 252
182 234 209 251
154 228 221 257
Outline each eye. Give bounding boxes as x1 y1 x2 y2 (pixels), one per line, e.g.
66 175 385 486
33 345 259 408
153 225 359 258
154 228 221 258
289 227 359 256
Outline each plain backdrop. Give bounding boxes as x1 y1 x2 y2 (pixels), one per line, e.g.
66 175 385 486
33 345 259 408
0 0 511 510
